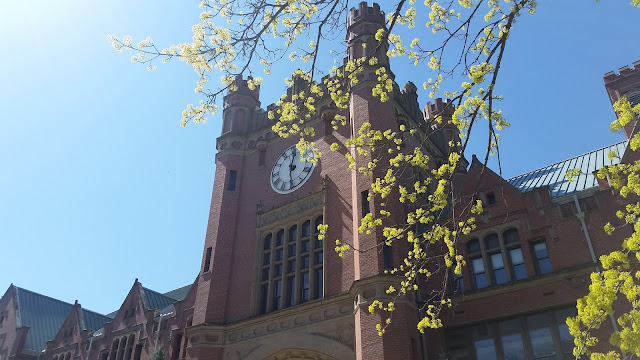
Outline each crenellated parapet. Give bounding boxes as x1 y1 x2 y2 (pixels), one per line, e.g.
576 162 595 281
424 98 455 124
225 75 260 105
346 2 389 67
603 60 640 85
603 60 640 104
603 60 640 139
347 2 385 29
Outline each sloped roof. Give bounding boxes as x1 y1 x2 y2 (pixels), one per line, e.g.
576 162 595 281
141 287 176 311
162 285 191 302
13 287 111 352
507 141 628 198
81 308 113 333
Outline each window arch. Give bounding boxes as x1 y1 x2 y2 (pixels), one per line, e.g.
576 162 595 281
466 228 528 290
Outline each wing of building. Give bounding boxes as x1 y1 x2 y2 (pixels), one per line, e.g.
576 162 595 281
2 2 640 359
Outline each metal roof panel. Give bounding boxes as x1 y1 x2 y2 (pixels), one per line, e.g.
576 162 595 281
507 141 627 198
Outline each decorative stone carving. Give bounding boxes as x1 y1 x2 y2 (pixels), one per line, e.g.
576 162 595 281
257 192 324 228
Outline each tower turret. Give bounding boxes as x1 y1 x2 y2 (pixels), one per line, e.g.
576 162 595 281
604 60 640 139
346 2 389 67
221 75 261 134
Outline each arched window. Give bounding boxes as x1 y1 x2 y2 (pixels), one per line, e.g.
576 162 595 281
465 228 529 291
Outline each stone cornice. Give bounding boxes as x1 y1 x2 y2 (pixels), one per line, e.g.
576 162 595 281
187 294 353 348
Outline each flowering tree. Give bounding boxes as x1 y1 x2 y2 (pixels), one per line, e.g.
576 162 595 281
109 0 640 358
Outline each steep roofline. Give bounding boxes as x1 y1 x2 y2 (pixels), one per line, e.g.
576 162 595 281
507 140 628 181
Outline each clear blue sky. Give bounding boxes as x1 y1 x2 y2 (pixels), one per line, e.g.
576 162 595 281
0 0 638 315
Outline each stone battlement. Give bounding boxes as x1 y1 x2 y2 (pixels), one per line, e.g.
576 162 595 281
424 98 455 122
226 75 260 101
603 60 640 84
348 2 385 28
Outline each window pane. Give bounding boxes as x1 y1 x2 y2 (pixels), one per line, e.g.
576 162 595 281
510 248 524 264
499 319 524 360
288 225 297 242
485 234 499 250
452 272 464 294
315 251 323 264
288 244 297 257
286 276 295 307
501 334 525 360
534 242 549 258
263 234 272 250
510 248 527 280
529 328 554 359
260 284 268 314
302 220 311 237
474 339 497 360
275 249 283 261
490 253 507 285
490 253 504 268
504 228 519 245
315 268 323 299
263 253 271 265
274 264 282 277
527 313 555 359
301 255 309 269
276 230 284 246
315 216 323 233
301 240 310 252
300 272 309 302
472 257 485 272
287 260 296 273
468 239 480 253
262 268 269 281
494 268 507 285
538 258 552 274
513 264 527 280
472 258 488 289
272 280 281 311
555 308 577 355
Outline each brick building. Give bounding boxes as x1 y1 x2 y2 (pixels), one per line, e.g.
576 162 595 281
2 2 640 360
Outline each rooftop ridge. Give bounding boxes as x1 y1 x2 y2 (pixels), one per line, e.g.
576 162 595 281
15 286 111 318
507 140 628 181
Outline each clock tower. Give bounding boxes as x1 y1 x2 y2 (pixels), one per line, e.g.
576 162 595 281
186 3 450 359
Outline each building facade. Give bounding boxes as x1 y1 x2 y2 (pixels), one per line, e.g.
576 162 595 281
2 2 640 360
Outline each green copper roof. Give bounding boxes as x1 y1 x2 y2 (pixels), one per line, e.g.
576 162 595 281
14 287 111 352
162 285 191 302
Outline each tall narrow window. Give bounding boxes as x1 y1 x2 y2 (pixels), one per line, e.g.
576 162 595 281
383 244 393 270
485 234 506 285
259 214 323 314
472 257 488 289
361 190 370 216
451 269 464 294
203 247 212 273
300 271 310 302
533 241 552 274
227 170 237 191
510 248 527 280
272 280 282 311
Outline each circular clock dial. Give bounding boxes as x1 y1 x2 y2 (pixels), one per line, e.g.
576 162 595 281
270 145 316 194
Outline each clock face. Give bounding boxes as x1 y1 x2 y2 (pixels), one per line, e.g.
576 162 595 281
271 145 316 194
